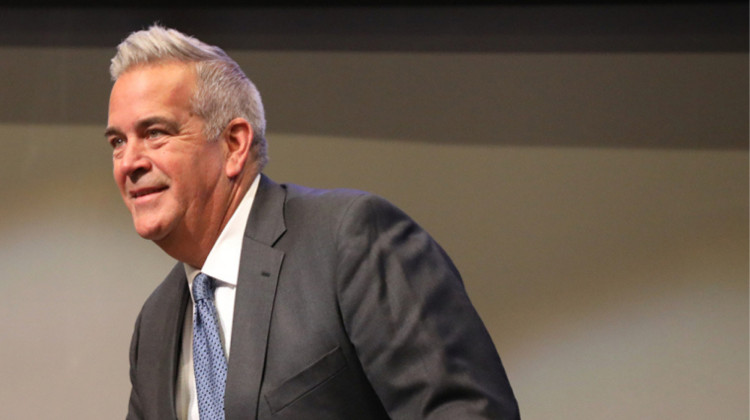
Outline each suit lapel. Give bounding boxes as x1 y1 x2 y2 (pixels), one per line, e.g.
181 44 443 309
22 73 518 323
141 264 188 419
225 174 287 419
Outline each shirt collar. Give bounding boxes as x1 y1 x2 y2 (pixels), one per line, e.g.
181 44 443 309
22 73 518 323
184 173 261 288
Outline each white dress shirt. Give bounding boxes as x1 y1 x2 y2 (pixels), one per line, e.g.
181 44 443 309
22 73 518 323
175 174 260 420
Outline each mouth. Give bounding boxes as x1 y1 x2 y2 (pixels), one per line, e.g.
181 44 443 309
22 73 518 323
130 186 168 200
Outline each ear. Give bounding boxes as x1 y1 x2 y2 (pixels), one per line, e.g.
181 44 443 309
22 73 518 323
222 118 253 179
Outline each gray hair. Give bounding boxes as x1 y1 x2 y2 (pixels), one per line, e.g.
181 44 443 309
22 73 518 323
110 24 268 170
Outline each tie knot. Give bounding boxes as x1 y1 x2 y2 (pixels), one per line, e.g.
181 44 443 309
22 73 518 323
193 273 215 302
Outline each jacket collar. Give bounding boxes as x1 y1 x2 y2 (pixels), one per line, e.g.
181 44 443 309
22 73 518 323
225 173 287 419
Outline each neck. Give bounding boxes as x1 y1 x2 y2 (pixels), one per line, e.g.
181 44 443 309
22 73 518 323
156 170 258 268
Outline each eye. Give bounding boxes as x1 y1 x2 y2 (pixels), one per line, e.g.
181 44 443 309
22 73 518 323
146 128 166 139
109 137 125 149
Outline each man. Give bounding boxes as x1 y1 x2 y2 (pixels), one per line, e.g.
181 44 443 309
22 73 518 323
107 24 520 420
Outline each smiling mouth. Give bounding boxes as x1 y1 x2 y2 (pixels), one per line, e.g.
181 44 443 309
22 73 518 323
130 186 168 199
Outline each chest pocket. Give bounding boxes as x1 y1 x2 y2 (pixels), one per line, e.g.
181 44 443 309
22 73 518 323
265 346 347 414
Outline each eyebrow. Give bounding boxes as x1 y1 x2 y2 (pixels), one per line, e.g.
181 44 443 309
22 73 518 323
104 126 122 138
104 117 181 139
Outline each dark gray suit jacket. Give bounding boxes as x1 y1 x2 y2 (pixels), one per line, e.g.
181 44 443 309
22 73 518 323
126 174 520 419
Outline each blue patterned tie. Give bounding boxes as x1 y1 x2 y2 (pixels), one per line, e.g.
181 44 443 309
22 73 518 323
192 273 228 420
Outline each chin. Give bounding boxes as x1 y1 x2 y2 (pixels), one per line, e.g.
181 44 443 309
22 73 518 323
136 228 167 242
132 218 170 242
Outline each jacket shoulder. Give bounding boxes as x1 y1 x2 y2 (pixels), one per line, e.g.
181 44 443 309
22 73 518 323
138 262 187 317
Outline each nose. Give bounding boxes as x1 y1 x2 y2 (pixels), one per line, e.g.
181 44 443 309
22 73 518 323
116 140 151 184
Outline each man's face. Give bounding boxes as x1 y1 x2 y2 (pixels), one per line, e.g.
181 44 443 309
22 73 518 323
106 62 227 248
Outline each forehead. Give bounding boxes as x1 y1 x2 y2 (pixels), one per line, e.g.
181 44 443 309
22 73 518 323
108 62 196 118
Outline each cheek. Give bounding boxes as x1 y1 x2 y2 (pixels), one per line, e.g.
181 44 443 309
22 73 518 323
112 165 125 191
184 155 223 187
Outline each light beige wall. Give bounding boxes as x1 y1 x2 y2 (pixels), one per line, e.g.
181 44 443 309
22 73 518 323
0 47 746 419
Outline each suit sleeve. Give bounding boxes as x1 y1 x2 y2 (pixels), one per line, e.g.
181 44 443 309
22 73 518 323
334 194 520 419
126 312 144 420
